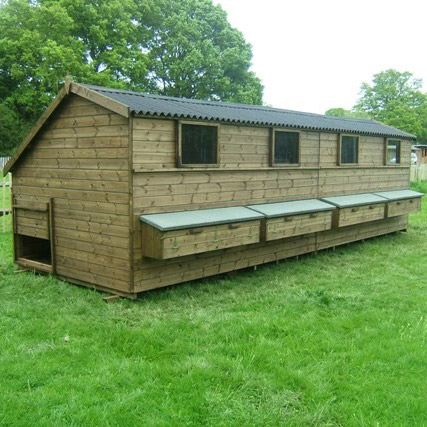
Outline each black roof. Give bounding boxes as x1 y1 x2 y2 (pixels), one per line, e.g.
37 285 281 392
82 84 415 139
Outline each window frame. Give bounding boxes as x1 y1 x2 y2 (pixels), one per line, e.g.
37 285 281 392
338 134 360 165
270 128 301 167
176 120 220 168
384 138 401 166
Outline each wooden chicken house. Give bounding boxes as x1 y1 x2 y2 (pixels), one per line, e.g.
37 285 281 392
3 81 423 297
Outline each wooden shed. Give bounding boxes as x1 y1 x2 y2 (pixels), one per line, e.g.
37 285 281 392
3 81 423 297
413 144 427 164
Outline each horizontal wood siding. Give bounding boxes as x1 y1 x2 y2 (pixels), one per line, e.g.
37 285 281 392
15 208 49 240
334 204 385 227
132 117 412 293
318 167 410 197
135 234 317 292
320 135 411 168
265 211 332 240
386 198 421 217
142 220 261 260
11 103 413 295
133 118 411 171
133 169 319 214
317 216 407 250
133 118 320 170
13 94 131 293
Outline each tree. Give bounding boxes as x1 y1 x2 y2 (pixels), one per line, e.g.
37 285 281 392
144 0 263 103
0 0 263 155
325 108 370 119
354 69 427 142
0 0 87 155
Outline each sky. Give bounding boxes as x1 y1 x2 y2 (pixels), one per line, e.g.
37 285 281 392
213 0 427 114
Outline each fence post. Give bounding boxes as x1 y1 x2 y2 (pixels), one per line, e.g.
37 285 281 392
1 156 11 233
2 173 5 233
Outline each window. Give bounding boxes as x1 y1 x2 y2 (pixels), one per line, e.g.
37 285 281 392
179 123 218 166
272 130 300 166
386 139 401 165
339 135 359 164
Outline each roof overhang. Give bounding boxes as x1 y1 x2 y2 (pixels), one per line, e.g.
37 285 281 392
70 83 129 118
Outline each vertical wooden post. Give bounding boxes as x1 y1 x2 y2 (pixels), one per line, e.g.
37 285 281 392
1 173 5 233
11 194 17 262
48 198 56 275
9 173 12 232
175 120 182 168
65 74 72 94
128 115 135 294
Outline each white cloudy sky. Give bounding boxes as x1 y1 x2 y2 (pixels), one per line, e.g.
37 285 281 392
213 0 427 114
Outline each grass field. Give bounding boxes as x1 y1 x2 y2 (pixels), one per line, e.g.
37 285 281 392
0 190 426 425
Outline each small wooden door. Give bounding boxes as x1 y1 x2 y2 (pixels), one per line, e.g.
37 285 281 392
12 198 55 273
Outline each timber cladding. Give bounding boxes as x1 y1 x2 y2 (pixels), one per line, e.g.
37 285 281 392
4 82 420 297
11 94 132 294
131 116 414 293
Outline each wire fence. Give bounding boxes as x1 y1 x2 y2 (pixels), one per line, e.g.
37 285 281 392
1 157 12 233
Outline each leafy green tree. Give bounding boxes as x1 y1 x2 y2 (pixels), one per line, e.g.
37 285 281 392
354 69 427 141
0 0 86 154
0 101 29 155
325 108 370 119
145 0 263 103
0 0 263 155
49 0 154 89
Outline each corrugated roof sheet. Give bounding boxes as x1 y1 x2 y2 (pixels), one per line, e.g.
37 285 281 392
81 83 415 138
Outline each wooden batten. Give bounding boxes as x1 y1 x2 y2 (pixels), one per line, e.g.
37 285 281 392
128 115 135 293
16 258 52 274
49 198 56 275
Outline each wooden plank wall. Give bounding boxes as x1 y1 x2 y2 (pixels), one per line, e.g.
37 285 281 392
133 119 320 170
132 118 412 293
318 133 411 196
12 95 131 293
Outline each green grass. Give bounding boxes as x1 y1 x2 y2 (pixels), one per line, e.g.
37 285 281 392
411 179 427 194
0 196 427 425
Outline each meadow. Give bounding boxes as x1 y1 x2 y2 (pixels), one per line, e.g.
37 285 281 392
0 187 426 425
